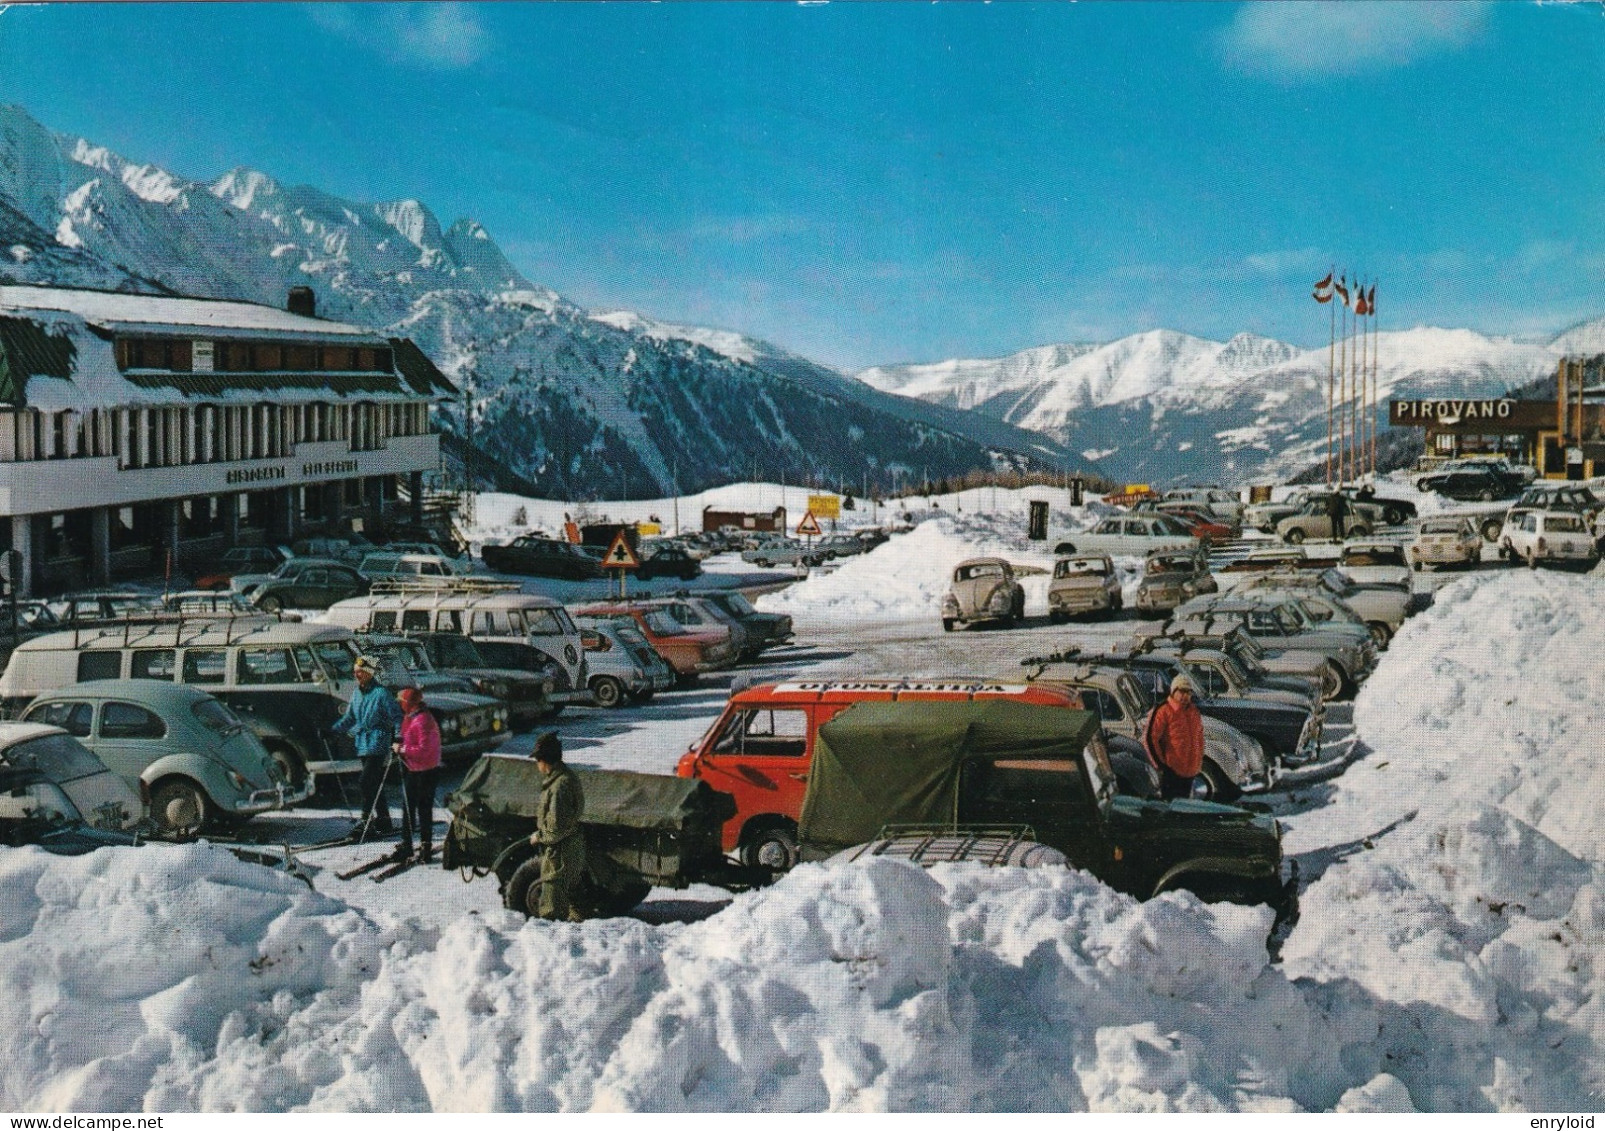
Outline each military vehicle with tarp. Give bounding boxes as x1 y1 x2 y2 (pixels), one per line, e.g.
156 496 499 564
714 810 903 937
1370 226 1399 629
443 756 767 917
796 698 1298 919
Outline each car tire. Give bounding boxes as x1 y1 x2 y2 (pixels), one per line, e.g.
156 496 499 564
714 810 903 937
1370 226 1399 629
1367 621 1392 648
754 558 771 568
739 823 799 873
1384 506 1407 526
1528 550 1539 570
1322 661 1346 700
257 594 283 614
151 778 210 838
942 618 956 632
1350 523 1372 538
1057 542 1077 556
1482 518 1504 542
1195 760 1238 803
263 741 309 792
1284 528 1306 545
1412 560 1423 571
589 675 626 710
1416 479 1432 492
503 857 545 917
1048 610 1066 624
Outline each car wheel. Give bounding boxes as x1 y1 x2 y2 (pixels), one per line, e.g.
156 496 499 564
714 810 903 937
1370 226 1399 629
1498 542 1511 560
1322 661 1345 700
1048 610 1066 624
589 675 626 710
1384 506 1406 526
151 778 210 839
1528 549 1539 570
754 558 771 568
1284 528 1306 545
739 823 799 872
257 594 283 614
1057 543 1077 556
1367 621 1392 648
1412 559 1423 571
264 742 309 792
1194 760 1239 803
1416 479 1431 492
1350 523 1372 538
942 618 956 632
1482 518 1503 542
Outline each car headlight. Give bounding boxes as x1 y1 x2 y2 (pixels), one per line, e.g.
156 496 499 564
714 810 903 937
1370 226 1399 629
477 679 509 699
440 716 459 735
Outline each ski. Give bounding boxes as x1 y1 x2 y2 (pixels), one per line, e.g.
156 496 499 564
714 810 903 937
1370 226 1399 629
338 853 405 881
370 855 420 883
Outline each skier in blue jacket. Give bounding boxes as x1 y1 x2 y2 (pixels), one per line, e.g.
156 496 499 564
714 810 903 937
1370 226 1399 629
332 655 405 838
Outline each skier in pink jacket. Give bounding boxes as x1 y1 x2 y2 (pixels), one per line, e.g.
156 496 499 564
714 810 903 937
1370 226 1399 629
394 687 443 862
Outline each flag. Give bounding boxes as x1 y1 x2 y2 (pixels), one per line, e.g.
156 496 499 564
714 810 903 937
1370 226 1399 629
1366 285 1376 314
1313 272 1333 303
1354 285 1369 317
1334 276 1350 307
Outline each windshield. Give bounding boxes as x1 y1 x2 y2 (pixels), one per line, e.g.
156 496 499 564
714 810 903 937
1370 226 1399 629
723 593 757 616
6 734 107 781
1147 555 1191 575
642 610 685 635
312 641 358 680
434 635 484 667
527 608 576 636
0 778 82 825
1055 558 1108 578
1318 569 1354 595
1274 605 1305 632
1420 520 1462 535
958 563 1005 581
1117 673 1152 714
1343 546 1405 566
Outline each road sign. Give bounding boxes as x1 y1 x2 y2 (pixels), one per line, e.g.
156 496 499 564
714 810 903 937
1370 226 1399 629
603 531 640 569
796 511 823 537
807 494 840 520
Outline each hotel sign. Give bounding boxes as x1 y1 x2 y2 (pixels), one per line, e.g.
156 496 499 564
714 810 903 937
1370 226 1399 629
1390 398 1516 427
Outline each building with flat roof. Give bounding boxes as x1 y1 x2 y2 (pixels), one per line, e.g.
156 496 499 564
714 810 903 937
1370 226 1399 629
0 284 455 595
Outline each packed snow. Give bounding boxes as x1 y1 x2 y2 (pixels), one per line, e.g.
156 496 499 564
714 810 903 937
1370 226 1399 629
3 492 1605 1111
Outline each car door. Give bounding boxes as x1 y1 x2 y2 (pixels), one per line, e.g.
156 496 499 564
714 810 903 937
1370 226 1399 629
89 700 168 787
692 705 814 833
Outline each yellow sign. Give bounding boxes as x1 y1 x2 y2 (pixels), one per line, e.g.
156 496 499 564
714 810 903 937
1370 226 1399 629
807 494 841 520
636 522 661 536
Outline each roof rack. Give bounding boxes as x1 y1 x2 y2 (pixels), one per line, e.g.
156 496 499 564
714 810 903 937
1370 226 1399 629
368 576 522 595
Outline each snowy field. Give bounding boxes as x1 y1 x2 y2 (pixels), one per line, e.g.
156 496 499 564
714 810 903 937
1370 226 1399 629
4 479 1605 1111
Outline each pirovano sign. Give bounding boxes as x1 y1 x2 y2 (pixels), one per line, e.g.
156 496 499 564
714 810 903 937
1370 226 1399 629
1390 398 1516 426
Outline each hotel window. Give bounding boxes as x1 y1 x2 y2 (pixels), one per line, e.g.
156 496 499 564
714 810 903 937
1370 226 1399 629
252 344 282 372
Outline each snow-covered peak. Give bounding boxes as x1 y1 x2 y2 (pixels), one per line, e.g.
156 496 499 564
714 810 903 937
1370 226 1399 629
373 198 441 252
591 309 800 367
210 168 281 212
1550 314 1605 356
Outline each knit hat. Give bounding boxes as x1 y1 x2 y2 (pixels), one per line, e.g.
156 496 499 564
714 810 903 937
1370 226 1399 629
397 687 423 711
1170 673 1196 694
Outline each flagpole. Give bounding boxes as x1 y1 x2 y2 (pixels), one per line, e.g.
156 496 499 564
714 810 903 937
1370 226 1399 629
1327 273 1335 485
1339 276 1349 484
1370 283 1379 477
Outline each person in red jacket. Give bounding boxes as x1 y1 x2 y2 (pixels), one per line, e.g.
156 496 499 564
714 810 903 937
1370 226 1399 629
394 687 443 862
1145 673 1205 800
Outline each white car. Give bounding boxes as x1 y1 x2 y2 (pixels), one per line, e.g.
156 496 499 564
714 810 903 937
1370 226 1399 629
1053 513 1199 557
1501 510 1599 569
1336 541 1413 587
1409 518 1483 571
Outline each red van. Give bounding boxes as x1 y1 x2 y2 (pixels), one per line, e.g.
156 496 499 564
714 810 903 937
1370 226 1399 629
675 679 1081 869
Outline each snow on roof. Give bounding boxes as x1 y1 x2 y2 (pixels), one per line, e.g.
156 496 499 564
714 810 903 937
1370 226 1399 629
0 285 380 340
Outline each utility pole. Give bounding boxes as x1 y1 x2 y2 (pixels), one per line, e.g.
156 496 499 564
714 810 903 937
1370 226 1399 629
672 458 680 536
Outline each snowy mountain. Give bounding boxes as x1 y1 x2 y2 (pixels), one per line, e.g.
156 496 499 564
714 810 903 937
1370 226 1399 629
0 104 1072 498
861 325 1566 485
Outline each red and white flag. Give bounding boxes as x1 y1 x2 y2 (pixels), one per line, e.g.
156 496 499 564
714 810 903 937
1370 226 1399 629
1313 272 1333 303
1334 276 1351 307
1354 284 1370 316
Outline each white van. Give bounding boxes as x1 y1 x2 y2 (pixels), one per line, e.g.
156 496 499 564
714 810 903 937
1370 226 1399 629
323 592 588 702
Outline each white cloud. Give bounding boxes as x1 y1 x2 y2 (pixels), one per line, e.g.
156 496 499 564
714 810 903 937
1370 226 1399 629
306 3 491 70
1220 1 1489 79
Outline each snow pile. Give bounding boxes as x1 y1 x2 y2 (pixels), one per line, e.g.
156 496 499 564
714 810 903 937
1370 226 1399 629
755 514 1058 623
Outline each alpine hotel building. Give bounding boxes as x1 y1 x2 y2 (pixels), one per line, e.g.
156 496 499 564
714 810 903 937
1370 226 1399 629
0 285 456 596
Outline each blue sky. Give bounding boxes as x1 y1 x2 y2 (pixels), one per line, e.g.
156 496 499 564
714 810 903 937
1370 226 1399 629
1 2 1601 370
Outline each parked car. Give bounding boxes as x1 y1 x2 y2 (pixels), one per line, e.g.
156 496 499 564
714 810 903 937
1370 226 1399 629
45 591 168 627
1500 510 1600 569
1215 546 1328 589
359 551 476 589
0 720 144 831
480 535 603 580
1237 567 1410 647
1162 487 1245 525
1046 554 1122 622
236 558 370 613
740 540 825 569
697 591 794 655
636 544 703 582
572 602 736 682
573 616 676 704
795 699 1297 924
1148 505 1237 543
1417 467 1523 502
1024 661 1274 801
1029 646 1321 765
0 766 141 854
942 557 1026 631
1144 626 1336 703
1336 541 1414 587
1053 513 1198 557
1344 488 1417 528
402 631 556 729
291 536 373 566
21 680 309 837
1509 483 1603 523
350 635 513 762
815 534 868 560
1134 548 1217 617
1409 518 1483 571
194 546 290 592
1276 502 1374 545
650 598 746 664
1169 594 1376 697
1245 488 1393 534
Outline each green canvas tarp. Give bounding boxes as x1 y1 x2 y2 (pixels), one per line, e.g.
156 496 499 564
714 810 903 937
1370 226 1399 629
450 755 734 831
798 699 1100 853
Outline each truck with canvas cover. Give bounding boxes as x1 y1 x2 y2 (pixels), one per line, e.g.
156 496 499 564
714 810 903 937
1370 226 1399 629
443 755 763 917
796 698 1297 917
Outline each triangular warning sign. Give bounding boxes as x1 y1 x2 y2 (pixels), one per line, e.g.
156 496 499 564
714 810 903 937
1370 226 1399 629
603 531 640 569
796 511 823 537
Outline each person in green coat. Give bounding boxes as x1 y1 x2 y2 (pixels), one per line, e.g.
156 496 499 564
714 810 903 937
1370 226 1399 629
527 732 586 921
